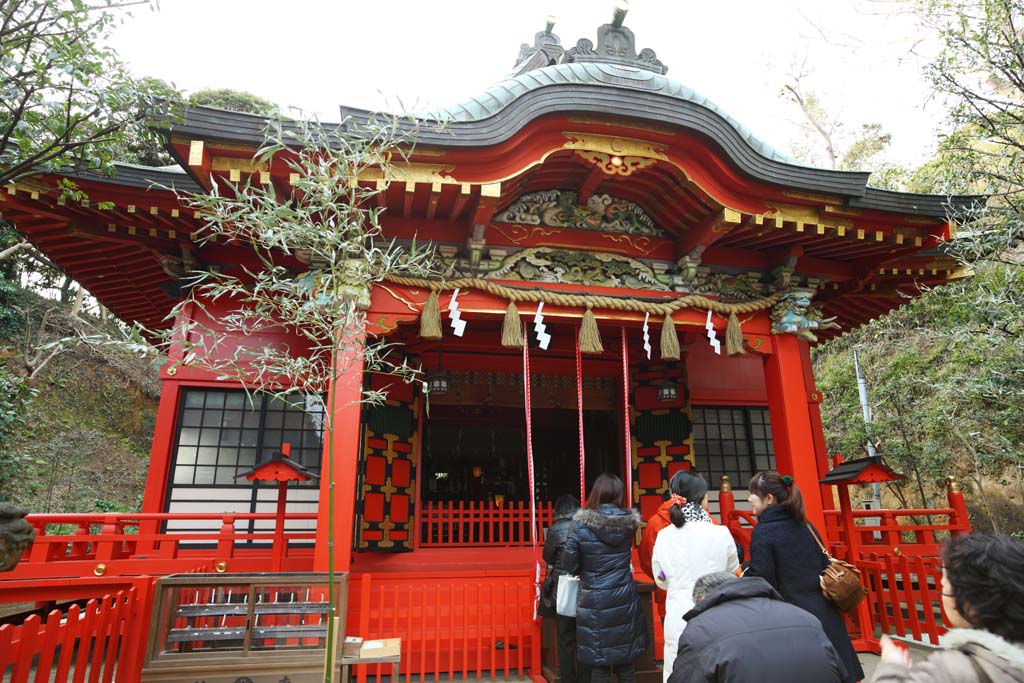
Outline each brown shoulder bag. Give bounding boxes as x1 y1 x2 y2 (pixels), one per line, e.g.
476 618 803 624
806 523 867 613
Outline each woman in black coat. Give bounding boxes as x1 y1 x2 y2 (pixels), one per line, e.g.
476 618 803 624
562 473 648 683
746 471 865 683
543 495 584 683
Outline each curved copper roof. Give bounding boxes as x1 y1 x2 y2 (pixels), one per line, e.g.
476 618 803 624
430 61 800 167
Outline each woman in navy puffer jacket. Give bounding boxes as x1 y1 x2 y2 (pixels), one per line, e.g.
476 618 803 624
562 473 648 683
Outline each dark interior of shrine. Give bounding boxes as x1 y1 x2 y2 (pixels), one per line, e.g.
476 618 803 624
421 404 620 505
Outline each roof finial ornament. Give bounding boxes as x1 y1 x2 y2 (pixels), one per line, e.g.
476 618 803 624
563 2 667 75
511 15 565 75
612 0 629 28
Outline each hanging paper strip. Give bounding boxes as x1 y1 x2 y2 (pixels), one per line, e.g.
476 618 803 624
448 287 466 337
705 309 721 355
576 327 587 504
533 301 551 350
621 327 633 509
642 312 652 360
523 328 542 619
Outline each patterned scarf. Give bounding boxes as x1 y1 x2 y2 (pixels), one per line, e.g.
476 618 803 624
669 493 713 524
679 501 713 524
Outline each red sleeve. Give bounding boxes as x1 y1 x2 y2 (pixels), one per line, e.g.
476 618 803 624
638 515 663 580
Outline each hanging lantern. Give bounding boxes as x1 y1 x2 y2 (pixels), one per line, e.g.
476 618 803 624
427 370 450 395
472 466 483 478
657 380 679 403
427 345 449 395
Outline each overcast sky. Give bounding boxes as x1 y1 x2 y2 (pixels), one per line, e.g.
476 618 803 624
110 0 945 168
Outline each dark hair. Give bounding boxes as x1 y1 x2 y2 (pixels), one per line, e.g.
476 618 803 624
943 533 1024 642
553 494 580 517
748 471 806 524
668 471 708 528
585 473 624 510
692 571 737 603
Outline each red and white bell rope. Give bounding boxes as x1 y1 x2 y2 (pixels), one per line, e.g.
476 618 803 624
576 327 587 504
523 328 542 619
620 327 633 509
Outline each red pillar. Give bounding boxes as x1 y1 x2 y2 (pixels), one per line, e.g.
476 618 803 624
763 334 826 531
141 380 181 514
313 329 366 573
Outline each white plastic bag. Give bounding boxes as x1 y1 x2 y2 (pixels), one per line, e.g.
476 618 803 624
556 574 580 617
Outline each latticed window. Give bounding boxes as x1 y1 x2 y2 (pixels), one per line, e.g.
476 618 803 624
171 389 325 487
692 406 775 490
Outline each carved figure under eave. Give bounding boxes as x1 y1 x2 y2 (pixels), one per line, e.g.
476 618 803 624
495 190 661 236
487 247 669 291
770 287 841 342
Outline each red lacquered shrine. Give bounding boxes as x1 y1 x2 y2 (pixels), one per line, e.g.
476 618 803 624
0 8 976 682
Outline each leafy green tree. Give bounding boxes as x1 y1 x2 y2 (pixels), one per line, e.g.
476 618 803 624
158 114 439 678
0 0 180 187
188 88 277 116
914 0 1024 260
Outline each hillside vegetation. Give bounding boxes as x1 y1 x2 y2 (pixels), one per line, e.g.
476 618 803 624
813 260 1024 536
0 277 159 512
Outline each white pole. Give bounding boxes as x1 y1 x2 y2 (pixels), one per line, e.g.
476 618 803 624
853 348 882 509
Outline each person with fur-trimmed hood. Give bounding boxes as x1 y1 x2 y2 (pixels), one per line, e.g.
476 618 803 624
562 473 648 683
873 534 1024 683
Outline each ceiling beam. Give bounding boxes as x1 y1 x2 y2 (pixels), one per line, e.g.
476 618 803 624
577 165 606 206
675 208 743 259
448 183 472 222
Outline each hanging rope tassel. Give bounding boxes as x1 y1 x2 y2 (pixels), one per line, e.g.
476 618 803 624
660 312 680 360
501 300 524 348
579 302 603 354
420 290 443 340
726 311 746 356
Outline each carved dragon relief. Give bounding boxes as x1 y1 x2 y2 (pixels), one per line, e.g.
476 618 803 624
495 190 661 236
434 247 841 338
483 247 669 290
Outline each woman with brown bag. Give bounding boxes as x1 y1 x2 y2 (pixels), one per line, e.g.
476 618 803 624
746 470 864 683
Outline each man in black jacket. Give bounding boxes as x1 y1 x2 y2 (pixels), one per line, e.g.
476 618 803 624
542 495 584 683
668 572 848 683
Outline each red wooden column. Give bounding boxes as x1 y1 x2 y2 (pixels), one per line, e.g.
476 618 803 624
313 326 367 573
762 334 827 530
140 380 182 515
140 303 195 517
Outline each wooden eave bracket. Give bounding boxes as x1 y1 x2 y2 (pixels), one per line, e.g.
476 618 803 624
676 208 742 257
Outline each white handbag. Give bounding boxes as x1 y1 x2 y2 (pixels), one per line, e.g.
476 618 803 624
555 574 580 617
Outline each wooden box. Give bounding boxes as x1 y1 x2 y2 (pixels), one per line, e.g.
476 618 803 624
141 572 347 683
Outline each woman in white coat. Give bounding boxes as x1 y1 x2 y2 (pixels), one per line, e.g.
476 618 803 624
651 471 739 682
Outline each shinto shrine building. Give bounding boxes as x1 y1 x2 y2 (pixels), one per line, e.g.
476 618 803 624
0 8 974 682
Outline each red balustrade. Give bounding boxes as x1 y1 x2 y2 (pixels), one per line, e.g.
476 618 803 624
0 585 149 683
420 501 553 547
8 512 318 580
860 553 950 646
822 507 971 558
349 571 541 683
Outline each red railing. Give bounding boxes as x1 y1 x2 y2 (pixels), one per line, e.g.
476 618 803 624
0 585 149 683
860 553 949 645
8 512 318 580
420 501 553 547
349 571 541 682
823 508 970 557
